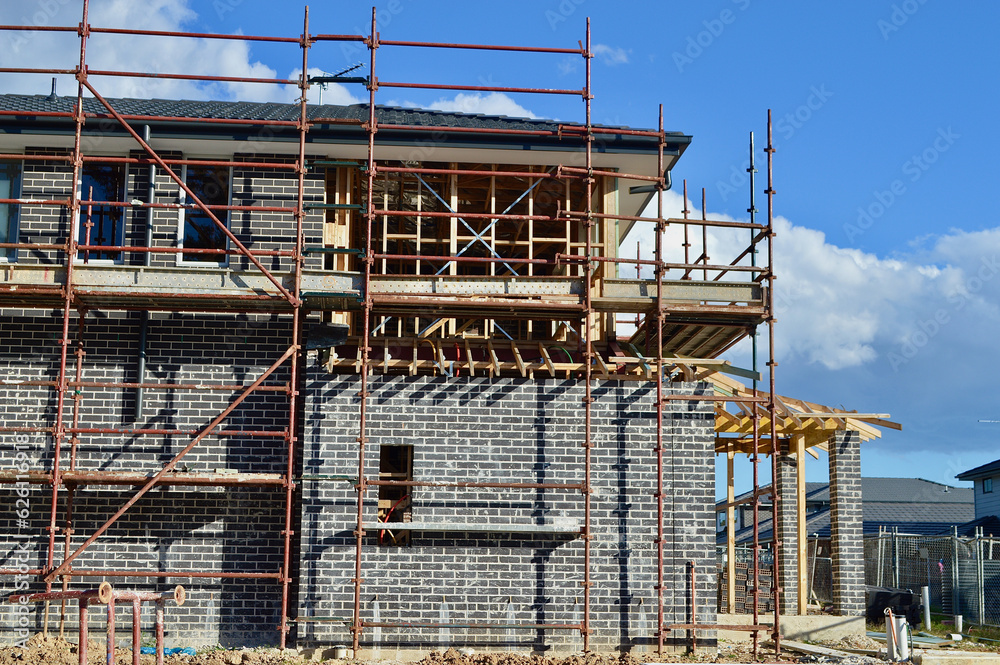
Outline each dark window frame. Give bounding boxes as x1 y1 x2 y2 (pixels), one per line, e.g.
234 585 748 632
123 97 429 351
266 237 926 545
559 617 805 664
178 162 232 266
0 160 22 262
78 161 127 264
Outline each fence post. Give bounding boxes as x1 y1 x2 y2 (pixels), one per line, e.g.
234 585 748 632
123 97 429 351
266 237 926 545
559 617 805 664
976 527 985 626
893 528 900 589
876 528 884 587
952 527 960 618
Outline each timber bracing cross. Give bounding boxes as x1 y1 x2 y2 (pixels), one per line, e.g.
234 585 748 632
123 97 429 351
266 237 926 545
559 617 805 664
413 168 554 277
372 169 553 338
370 165 559 337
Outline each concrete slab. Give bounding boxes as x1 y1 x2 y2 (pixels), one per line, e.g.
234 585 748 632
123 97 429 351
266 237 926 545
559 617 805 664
717 613 865 643
914 651 1000 665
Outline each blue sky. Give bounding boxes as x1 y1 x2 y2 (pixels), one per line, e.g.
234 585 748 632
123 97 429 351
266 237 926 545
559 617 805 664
2 1 997 497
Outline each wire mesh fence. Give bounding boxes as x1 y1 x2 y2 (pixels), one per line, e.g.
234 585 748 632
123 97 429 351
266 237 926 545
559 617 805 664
810 556 832 604
862 529 1000 627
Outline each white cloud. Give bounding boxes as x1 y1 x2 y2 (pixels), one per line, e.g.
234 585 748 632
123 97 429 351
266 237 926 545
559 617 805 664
592 44 629 66
0 0 370 105
622 190 1000 373
422 92 538 119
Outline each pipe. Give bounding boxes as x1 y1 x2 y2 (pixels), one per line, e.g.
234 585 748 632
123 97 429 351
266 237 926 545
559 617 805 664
155 600 165 665
690 561 697 652
131 598 141 665
654 105 666 656
352 7 378 654
106 599 116 665
136 125 154 421
80 599 89 665
135 312 148 421
45 0 90 624
581 18 593 652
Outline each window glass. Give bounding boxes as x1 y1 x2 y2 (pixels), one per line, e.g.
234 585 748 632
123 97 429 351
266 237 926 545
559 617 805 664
79 163 126 262
985 477 994 494
0 161 21 261
182 165 230 263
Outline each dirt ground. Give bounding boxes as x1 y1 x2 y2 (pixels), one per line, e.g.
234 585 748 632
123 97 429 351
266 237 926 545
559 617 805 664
0 632 942 665
0 635 756 665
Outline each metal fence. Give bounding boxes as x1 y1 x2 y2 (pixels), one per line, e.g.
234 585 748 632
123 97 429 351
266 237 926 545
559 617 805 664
863 529 1000 627
811 556 832 604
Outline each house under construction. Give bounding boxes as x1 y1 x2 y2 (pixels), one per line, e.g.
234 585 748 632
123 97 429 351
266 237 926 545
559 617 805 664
0 3 897 656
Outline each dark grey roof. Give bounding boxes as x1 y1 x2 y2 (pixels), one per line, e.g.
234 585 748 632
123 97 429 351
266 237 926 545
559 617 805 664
860 477 972 504
718 477 974 545
949 515 1000 537
721 499 977 544
728 481 824 506
864 501 973 525
956 458 1000 481
723 477 971 508
0 93 679 136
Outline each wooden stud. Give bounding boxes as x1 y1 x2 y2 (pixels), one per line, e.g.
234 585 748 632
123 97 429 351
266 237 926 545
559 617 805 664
511 341 526 378
795 433 808 615
464 338 476 377
487 341 500 377
538 342 556 377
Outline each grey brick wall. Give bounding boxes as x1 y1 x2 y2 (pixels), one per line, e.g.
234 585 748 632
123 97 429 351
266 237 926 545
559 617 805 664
829 430 865 616
17 150 72 265
299 374 717 654
774 443 797 615
10 149 324 272
0 309 296 647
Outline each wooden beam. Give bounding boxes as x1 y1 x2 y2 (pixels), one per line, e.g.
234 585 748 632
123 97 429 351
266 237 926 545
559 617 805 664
487 341 500 377
511 341 526 378
795 433 808 616
538 342 556 377
464 338 476 377
594 351 610 379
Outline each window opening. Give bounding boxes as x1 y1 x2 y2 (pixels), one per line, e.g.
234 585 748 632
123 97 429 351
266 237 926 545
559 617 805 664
378 444 413 546
79 162 126 262
180 164 231 264
0 161 20 261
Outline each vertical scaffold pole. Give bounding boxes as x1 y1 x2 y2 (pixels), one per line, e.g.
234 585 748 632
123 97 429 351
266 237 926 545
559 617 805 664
60 308 87 635
279 6 311 650
748 130 761 660
681 180 690 277
581 17 594 653
765 109 781 657
353 7 379 656
654 104 666 656
46 0 91 630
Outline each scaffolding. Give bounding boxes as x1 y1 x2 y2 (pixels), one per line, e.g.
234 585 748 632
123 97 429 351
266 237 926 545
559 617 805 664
0 1 781 656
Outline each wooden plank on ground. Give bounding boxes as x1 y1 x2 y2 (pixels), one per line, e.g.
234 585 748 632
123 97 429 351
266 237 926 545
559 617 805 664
781 639 857 659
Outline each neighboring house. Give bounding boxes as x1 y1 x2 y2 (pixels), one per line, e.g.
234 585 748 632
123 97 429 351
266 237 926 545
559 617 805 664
956 459 1000 520
718 478 975 546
